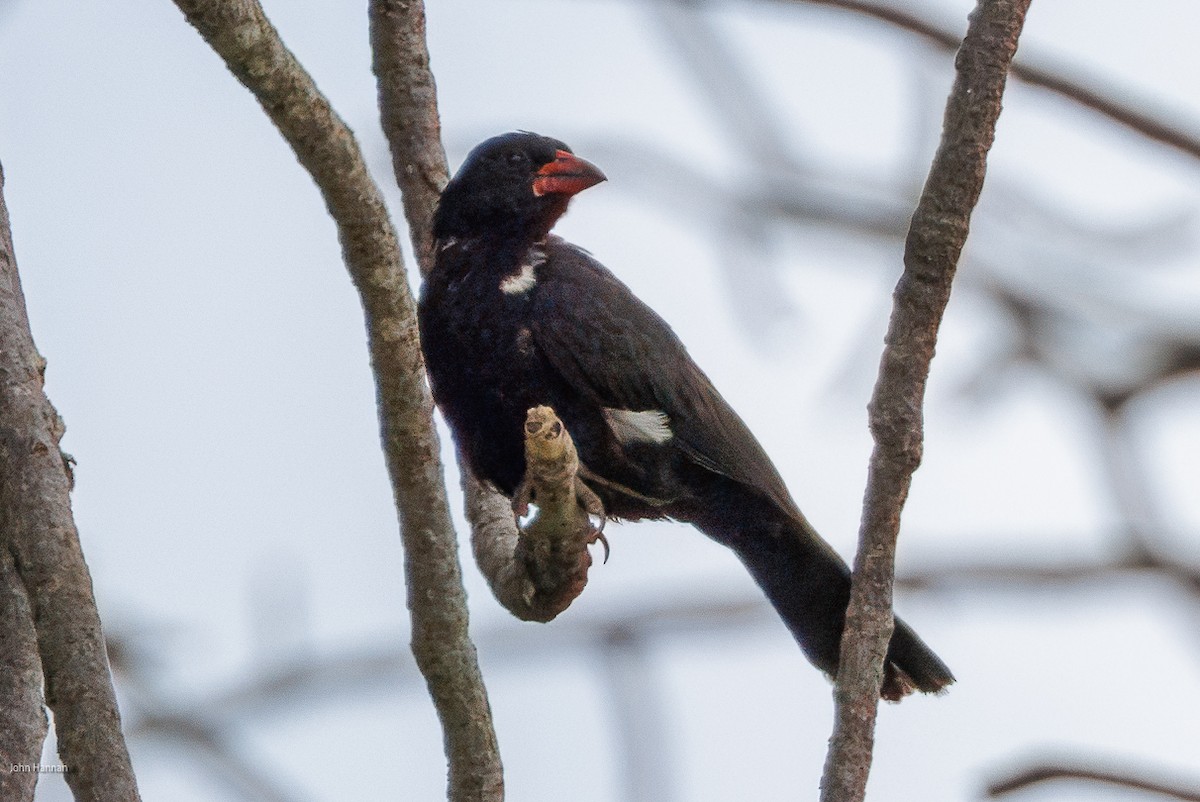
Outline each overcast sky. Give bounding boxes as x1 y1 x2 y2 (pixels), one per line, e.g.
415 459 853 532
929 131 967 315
2 0 1199 800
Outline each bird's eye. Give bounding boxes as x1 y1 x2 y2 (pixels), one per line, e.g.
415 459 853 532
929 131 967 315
506 152 527 166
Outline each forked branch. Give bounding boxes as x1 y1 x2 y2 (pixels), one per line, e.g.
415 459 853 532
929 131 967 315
172 1 502 798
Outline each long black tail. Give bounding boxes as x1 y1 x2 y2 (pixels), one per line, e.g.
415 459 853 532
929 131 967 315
680 478 954 699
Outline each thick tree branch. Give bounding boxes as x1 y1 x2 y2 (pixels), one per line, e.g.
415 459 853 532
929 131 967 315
819 2 1029 800
0 548 46 802
0 165 141 799
170 2 501 798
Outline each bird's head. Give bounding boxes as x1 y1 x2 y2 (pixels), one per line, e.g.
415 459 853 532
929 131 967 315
433 132 606 244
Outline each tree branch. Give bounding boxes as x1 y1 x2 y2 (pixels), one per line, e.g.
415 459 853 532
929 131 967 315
0 548 46 802
819 2 1029 800
0 165 141 799
368 0 605 678
369 0 449 280
170 2 502 798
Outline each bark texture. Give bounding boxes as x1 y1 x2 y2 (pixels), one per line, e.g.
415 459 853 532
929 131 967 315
0 548 46 802
171 2 502 798
0 165 141 800
819 2 1030 800
370 0 448 279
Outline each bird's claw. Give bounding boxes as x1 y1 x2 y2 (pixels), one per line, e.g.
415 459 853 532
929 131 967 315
574 475 609 561
589 527 611 564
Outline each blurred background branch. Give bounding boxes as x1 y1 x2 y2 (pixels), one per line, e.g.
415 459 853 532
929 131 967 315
987 759 1200 801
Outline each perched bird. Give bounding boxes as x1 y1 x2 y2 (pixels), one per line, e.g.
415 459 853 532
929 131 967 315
419 131 954 699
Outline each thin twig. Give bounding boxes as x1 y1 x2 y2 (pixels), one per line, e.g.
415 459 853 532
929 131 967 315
988 761 1200 801
134 714 308 802
631 0 1200 161
170 2 502 798
0 164 142 799
819 2 1029 800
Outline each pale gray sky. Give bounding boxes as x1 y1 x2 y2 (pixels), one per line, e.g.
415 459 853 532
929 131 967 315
2 0 1199 799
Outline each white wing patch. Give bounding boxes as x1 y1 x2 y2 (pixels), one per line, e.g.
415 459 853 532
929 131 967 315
604 408 673 445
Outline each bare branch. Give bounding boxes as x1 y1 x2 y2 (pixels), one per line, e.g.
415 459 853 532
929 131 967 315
820 2 1029 800
367 0 537 634
0 166 141 798
170 1 502 798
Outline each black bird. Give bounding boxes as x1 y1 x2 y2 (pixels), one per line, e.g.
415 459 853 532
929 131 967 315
419 132 954 699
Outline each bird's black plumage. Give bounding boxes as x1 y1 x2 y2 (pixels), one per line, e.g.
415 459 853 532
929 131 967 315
419 132 954 698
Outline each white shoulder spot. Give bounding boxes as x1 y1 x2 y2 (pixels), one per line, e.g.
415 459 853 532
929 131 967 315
604 408 673 445
500 262 538 295
499 244 546 296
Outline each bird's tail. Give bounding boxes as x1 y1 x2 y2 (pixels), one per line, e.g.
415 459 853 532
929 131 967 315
683 480 954 700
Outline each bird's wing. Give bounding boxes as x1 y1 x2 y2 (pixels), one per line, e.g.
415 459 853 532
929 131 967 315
530 238 800 518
